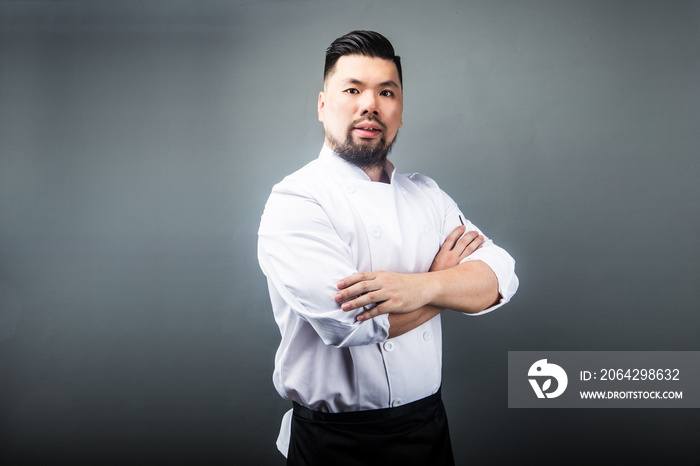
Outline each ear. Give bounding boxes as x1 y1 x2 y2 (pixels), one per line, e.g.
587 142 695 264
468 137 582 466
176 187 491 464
317 91 325 122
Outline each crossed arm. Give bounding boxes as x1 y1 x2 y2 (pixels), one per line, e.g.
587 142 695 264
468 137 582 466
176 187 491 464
333 225 500 339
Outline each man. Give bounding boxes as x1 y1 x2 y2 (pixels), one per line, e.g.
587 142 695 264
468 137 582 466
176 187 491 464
258 30 518 465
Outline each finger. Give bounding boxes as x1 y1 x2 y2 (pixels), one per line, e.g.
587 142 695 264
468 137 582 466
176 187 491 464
441 225 467 251
453 230 478 252
336 274 373 303
357 303 385 321
463 234 484 256
337 271 373 290
334 277 379 304
340 289 384 311
457 232 484 258
451 230 478 256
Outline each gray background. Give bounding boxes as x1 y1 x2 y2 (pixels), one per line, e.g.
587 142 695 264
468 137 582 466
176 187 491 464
1 1 698 464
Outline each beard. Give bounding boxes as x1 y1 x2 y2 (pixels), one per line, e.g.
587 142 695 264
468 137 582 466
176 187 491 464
326 117 397 169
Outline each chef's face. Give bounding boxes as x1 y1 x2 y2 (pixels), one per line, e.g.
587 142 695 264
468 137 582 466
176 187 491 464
318 54 403 167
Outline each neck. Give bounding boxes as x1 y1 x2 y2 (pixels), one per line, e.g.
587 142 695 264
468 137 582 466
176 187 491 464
362 165 390 183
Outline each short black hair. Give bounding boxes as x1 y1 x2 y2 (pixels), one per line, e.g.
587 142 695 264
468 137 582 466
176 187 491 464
324 30 403 87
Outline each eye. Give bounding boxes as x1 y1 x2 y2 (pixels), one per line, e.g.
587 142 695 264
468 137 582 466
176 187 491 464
380 90 394 97
344 88 360 94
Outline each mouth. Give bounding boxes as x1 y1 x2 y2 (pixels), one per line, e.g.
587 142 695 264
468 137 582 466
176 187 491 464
352 120 385 138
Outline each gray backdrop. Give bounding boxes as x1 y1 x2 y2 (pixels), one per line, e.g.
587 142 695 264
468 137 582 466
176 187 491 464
1 1 698 464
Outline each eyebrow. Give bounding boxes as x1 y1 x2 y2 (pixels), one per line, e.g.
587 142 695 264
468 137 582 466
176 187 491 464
343 78 401 90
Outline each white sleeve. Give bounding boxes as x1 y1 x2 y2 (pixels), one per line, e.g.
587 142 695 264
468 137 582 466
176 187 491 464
441 191 519 316
258 184 390 347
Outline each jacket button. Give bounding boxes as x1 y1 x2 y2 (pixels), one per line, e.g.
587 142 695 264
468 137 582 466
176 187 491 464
370 226 382 238
383 341 395 352
423 331 432 341
392 398 404 407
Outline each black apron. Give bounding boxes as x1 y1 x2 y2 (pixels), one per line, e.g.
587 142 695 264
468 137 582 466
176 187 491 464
287 389 455 466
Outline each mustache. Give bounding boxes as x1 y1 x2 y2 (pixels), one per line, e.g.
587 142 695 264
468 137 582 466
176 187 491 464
351 115 387 130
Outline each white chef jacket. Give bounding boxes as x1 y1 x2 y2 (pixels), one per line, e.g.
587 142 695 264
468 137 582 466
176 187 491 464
258 145 518 456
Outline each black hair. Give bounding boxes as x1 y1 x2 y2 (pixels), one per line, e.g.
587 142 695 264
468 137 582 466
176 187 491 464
324 30 403 87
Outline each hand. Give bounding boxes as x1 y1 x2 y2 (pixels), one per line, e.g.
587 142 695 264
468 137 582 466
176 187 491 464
334 226 485 322
334 271 430 321
430 225 484 272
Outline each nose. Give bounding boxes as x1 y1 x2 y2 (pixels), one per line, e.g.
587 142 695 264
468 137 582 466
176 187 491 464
359 92 379 116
